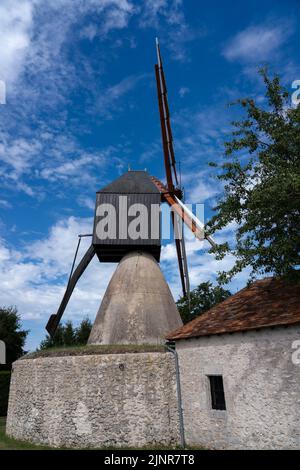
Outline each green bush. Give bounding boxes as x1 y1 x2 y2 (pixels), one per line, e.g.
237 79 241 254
0 371 11 416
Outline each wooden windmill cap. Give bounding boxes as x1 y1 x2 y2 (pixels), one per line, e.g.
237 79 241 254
97 171 160 194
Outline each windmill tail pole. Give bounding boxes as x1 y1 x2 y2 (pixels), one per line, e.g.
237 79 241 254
46 244 96 337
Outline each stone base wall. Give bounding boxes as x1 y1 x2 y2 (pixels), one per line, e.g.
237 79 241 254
6 352 180 448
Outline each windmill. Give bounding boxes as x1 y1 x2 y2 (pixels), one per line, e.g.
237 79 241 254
46 40 215 344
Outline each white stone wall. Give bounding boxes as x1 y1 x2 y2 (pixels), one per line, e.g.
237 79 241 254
176 325 300 450
6 352 180 448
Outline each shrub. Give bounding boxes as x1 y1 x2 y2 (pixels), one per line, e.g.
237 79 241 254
0 371 11 416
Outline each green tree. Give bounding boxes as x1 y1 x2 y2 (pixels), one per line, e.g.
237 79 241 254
75 317 92 344
39 317 92 350
63 320 76 346
0 307 28 370
39 324 65 350
177 282 231 324
207 69 300 283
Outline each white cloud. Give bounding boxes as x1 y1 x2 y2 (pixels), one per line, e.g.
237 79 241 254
161 219 249 301
139 140 162 164
173 104 232 168
40 153 102 182
99 0 136 34
0 0 33 84
0 135 42 181
179 86 189 98
80 24 98 41
0 217 115 326
223 19 294 63
0 0 196 207
97 74 147 118
139 0 168 28
0 0 137 106
0 199 12 209
0 127 121 196
182 169 221 204
0 0 197 118
140 0 203 62
0 0 143 197
77 196 96 211
0 0 199 199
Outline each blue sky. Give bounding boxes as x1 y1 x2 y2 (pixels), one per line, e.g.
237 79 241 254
0 0 299 350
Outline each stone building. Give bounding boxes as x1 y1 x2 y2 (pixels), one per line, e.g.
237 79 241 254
167 277 300 450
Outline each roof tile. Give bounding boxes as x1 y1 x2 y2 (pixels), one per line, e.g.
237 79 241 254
167 277 300 340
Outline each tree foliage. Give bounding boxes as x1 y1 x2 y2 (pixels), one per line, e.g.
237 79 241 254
0 306 28 370
39 317 92 350
75 317 93 345
177 282 231 324
207 69 300 283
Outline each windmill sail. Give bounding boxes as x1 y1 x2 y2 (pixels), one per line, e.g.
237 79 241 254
155 38 179 191
173 213 190 300
154 39 190 299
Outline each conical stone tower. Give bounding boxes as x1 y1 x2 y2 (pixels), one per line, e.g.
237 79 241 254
88 251 183 345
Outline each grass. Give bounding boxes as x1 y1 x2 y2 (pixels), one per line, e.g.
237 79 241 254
22 343 166 360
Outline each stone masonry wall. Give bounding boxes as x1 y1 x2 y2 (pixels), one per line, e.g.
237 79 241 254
6 352 180 448
177 325 300 450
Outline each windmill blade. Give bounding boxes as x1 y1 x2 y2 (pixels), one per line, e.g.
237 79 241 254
180 224 190 302
172 211 186 297
46 244 95 337
151 176 216 247
174 195 216 248
172 212 190 300
155 38 179 191
156 39 179 185
155 63 173 192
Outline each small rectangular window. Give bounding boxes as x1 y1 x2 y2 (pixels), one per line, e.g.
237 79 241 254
208 375 226 410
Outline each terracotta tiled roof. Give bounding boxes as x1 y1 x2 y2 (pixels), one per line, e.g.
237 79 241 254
167 277 300 341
